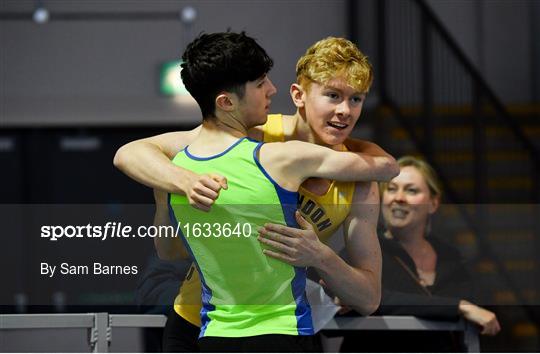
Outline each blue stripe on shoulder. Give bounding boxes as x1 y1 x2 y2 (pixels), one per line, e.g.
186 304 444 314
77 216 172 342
252 142 298 227
184 137 247 161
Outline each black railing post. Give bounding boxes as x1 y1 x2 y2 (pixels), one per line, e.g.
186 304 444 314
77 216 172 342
375 0 389 146
472 83 486 204
346 0 358 45
421 12 434 161
377 0 387 101
472 82 487 290
534 165 540 341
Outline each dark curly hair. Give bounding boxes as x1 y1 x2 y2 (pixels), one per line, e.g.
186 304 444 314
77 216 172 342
181 31 274 119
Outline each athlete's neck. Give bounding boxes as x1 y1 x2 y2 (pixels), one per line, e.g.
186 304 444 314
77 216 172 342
214 110 249 136
188 119 246 155
292 110 346 151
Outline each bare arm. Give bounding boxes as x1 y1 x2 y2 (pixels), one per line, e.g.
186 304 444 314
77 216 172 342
261 140 398 190
306 141 399 182
152 189 189 260
113 127 201 193
257 182 382 315
113 126 227 211
344 138 399 182
114 125 263 192
318 182 382 315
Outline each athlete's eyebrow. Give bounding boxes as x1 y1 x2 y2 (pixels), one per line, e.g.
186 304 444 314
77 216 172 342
397 182 418 190
323 84 366 97
322 83 341 91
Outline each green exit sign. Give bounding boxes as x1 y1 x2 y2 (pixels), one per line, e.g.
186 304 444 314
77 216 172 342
160 60 190 96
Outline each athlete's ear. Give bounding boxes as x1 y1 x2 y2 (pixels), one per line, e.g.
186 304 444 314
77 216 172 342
215 92 236 112
290 83 306 108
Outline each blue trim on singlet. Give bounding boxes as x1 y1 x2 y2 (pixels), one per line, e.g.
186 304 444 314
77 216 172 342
291 267 314 335
252 142 314 335
251 141 298 228
184 137 247 161
167 193 215 337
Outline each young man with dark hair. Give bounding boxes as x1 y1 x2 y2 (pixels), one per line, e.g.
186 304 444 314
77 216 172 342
160 31 380 352
180 31 274 120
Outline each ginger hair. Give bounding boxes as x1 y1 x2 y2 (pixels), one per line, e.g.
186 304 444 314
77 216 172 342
296 37 373 93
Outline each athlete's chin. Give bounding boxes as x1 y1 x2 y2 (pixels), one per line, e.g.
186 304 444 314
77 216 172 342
386 218 412 230
321 132 348 146
254 113 268 126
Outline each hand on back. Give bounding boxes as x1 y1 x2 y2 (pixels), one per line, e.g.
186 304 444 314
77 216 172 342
185 171 228 211
257 211 328 268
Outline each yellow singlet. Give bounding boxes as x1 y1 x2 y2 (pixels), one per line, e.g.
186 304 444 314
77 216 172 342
173 114 355 326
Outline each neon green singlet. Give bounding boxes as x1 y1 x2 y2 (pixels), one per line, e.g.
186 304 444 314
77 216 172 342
168 137 313 338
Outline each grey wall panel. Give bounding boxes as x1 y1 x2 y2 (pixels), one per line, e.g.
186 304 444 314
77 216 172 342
1 0 346 126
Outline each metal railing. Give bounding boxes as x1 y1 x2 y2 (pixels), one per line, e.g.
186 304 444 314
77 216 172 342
0 313 480 352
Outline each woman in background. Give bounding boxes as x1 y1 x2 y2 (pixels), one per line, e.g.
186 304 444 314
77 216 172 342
340 156 500 352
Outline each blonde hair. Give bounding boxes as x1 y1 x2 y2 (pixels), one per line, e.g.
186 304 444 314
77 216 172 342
381 155 443 200
296 37 373 93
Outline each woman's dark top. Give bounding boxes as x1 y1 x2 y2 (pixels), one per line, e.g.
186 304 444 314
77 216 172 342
339 234 473 352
